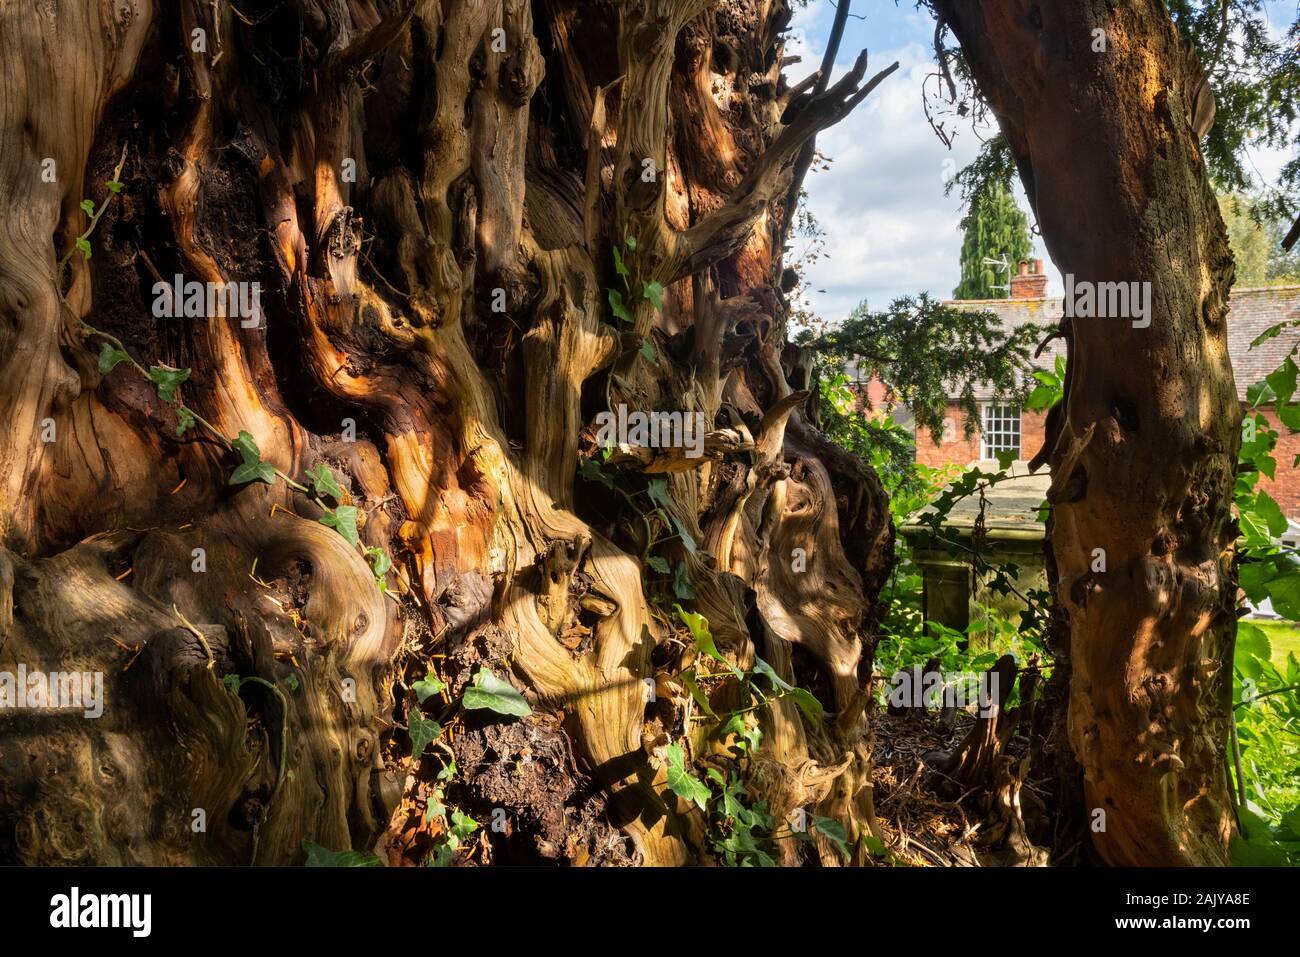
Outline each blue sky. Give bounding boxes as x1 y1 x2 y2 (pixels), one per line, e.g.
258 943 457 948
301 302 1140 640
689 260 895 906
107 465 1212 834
789 0 1298 324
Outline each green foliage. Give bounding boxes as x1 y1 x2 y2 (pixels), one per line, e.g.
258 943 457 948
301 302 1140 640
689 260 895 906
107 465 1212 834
365 546 392 591
814 371 926 506
952 178 1032 301
648 477 696 554
752 656 823 722
407 705 443 760
1230 349 1300 858
302 840 380 867
305 463 345 501
412 672 444 703
665 743 711 811
1219 193 1274 286
643 280 665 312
1166 1 1300 214
1026 355 1065 412
805 815 851 863
705 766 777 866
318 505 360 545
147 364 191 403
671 560 696 600
97 343 130 374
422 759 478 867
932 5 1300 238
174 406 196 437
606 236 666 330
797 293 1036 443
875 456 1051 696
229 430 278 486
461 667 532 717
607 288 633 324
662 604 835 865
675 604 740 678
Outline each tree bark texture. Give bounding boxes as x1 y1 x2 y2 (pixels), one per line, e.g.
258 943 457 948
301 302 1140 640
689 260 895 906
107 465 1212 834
934 0 1239 866
0 0 896 865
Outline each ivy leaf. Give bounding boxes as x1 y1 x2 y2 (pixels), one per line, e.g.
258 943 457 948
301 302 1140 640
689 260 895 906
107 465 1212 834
408 705 443 759
645 555 671 574
646 477 670 509
449 809 480 841
175 406 196 437
229 428 275 484
753 655 824 722
640 339 656 361
319 505 360 546
642 280 665 312
98 343 131 374
283 673 300 693
412 672 445 703
624 236 637 251
811 815 852 862
462 667 532 717
612 245 630 280
721 713 762 754
672 560 696 600
366 546 392 579
80 199 95 217
675 604 741 678
106 180 124 194
608 288 633 323
230 459 277 485
679 668 716 718
302 840 379 867
580 457 615 490
665 743 711 812
222 674 243 694
648 479 697 554
232 430 261 463
305 463 345 502
147 364 190 402
75 237 92 260
995 449 1017 470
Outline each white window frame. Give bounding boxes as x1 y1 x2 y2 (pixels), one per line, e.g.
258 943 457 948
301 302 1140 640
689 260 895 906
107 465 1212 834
979 403 1021 460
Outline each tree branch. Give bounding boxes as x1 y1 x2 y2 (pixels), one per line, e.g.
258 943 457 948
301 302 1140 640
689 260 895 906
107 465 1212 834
673 53 898 282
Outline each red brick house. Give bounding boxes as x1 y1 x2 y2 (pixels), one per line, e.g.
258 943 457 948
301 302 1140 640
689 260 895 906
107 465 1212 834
898 262 1300 515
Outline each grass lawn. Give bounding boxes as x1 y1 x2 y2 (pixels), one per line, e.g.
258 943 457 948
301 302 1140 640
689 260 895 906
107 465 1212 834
1250 620 1300 669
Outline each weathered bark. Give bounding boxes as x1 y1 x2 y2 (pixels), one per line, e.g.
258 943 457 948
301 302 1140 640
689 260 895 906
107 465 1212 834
933 0 1239 865
0 0 895 865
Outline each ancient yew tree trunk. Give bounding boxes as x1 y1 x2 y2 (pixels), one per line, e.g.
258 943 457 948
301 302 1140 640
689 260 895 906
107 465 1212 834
0 0 894 865
934 0 1239 864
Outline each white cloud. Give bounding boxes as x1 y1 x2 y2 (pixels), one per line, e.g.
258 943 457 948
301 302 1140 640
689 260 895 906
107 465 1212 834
782 1 1299 322
787 38 997 323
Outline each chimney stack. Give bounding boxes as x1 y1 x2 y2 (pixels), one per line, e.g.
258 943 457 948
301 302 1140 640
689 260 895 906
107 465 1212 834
1009 258 1049 300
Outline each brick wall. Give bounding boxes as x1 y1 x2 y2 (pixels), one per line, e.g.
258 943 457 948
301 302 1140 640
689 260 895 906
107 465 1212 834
1258 407 1300 520
912 401 1300 518
913 402 1049 468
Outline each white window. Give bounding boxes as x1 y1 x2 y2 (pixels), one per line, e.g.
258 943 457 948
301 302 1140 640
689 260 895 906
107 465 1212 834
980 403 1021 460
